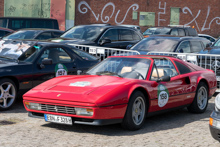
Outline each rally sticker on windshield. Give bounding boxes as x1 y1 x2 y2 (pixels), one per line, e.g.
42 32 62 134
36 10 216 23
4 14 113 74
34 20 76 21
55 63 68 77
69 81 91 87
158 84 169 107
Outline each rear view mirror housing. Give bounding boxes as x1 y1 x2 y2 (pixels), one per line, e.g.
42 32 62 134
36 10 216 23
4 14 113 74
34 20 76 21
157 76 171 82
100 39 111 46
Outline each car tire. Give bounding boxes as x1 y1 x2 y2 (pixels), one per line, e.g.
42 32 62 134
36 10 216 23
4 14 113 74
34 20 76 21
187 82 208 113
0 78 17 111
121 91 147 130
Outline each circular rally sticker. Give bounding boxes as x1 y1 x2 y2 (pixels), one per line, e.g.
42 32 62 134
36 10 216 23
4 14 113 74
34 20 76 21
158 84 169 107
55 63 68 77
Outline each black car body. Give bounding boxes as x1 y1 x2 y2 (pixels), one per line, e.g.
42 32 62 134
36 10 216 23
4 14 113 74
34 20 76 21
50 25 144 49
0 40 99 110
3 28 64 40
210 94 220 142
0 27 14 38
143 26 198 37
130 36 210 54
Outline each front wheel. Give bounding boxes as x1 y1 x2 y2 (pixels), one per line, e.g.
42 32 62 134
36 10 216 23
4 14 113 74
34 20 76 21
0 78 17 110
187 82 208 113
121 91 147 130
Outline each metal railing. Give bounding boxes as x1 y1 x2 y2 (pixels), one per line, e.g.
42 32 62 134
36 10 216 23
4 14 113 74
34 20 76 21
68 44 140 61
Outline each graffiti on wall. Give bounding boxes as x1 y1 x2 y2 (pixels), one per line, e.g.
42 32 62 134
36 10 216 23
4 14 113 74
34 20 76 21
78 1 139 24
158 1 220 32
183 6 220 32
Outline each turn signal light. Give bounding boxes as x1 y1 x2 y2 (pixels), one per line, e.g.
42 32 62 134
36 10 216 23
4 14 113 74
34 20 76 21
209 117 213 126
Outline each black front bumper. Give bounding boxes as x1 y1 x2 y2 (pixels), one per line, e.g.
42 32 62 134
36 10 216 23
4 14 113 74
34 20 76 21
209 110 220 142
28 112 122 126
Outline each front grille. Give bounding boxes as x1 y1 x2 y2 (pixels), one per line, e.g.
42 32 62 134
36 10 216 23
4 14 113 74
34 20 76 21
40 104 76 114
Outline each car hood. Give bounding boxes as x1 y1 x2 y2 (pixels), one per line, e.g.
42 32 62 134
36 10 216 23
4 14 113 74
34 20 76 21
49 38 95 45
24 75 132 105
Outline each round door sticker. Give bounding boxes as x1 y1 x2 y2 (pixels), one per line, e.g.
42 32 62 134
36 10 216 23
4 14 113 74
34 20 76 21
55 63 68 77
158 84 169 107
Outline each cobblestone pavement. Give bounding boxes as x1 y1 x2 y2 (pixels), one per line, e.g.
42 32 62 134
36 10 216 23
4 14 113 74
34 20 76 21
0 97 220 147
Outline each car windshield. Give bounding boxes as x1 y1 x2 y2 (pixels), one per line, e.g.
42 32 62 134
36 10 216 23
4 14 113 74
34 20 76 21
87 57 151 80
143 28 157 35
213 39 220 47
72 49 98 60
61 26 104 41
3 30 39 40
0 40 40 62
153 28 171 35
131 37 178 52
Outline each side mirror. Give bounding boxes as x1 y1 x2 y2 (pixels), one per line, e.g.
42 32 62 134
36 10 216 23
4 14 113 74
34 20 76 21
206 42 212 48
40 59 53 69
157 76 170 82
126 44 133 49
100 39 111 45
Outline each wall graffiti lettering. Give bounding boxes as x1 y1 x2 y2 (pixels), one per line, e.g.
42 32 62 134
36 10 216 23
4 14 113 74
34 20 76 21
78 1 139 24
158 2 166 26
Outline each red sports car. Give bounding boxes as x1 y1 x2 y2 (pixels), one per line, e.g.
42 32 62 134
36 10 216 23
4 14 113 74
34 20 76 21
23 55 217 130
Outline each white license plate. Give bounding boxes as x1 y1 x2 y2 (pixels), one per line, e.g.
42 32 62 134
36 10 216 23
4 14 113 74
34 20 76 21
44 114 72 125
89 48 96 54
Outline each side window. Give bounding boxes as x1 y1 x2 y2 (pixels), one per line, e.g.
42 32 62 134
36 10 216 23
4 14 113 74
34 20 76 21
35 32 53 40
177 41 191 53
190 41 203 52
132 31 141 40
174 61 191 74
119 29 133 41
0 30 9 37
53 32 63 38
150 58 178 81
39 48 72 64
11 20 31 30
31 20 53 29
170 29 178 36
178 29 185 36
101 29 119 41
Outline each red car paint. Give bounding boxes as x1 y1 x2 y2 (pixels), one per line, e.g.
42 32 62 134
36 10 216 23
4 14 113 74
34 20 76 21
23 55 217 123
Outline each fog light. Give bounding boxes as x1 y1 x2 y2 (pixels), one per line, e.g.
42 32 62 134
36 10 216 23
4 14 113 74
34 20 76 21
25 102 41 110
75 108 93 116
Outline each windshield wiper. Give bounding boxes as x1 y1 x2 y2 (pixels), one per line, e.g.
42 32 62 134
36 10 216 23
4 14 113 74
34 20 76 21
96 71 122 77
0 56 18 62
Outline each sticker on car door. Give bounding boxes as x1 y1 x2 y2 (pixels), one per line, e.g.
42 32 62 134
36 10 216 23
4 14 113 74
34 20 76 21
55 63 68 77
158 84 169 107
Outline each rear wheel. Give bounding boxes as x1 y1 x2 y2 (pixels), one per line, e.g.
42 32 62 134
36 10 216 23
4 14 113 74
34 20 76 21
121 91 147 130
187 82 208 113
0 78 17 111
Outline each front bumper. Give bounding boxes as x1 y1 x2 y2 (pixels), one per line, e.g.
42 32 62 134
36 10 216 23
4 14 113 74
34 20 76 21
28 112 122 126
209 110 220 142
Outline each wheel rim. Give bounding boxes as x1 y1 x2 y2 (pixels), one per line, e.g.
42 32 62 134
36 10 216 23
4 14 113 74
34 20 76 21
0 82 16 108
132 96 145 125
197 86 207 110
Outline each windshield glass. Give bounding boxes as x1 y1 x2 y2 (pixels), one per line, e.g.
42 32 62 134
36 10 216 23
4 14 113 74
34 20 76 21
131 38 178 52
0 40 39 61
87 57 151 80
143 28 157 35
213 39 220 47
3 30 39 40
154 28 171 35
61 26 104 41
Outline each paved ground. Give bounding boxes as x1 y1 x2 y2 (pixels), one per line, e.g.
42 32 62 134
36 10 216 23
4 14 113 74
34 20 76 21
0 97 220 147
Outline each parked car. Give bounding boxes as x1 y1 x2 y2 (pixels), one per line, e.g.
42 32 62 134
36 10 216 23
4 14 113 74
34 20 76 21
23 55 216 130
210 93 220 142
198 34 216 43
0 40 99 110
0 27 14 38
143 26 198 37
130 36 211 54
51 25 144 49
2 29 64 40
0 17 59 30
